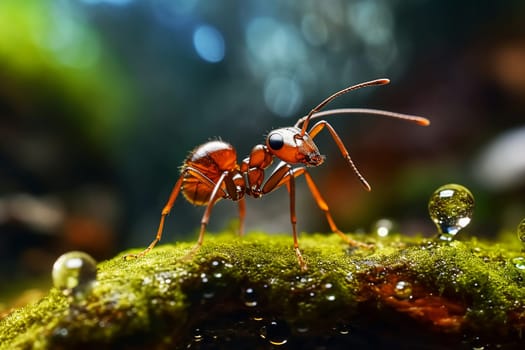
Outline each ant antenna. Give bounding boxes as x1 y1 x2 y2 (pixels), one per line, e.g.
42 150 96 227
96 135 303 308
295 79 430 192
295 108 430 129
299 78 390 136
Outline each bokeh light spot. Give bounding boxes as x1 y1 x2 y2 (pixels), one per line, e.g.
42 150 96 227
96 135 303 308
301 14 328 46
264 76 303 118
347 2 394 46
245 17 306 76
193 25 225 63
81 0 134 5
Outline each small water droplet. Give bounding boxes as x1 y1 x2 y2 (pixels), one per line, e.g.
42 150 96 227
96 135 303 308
193 328 203 342
326 294 336 301
428 184 474 241
52 251 97 299
333 320 351 335
259 320 290 346
394 280 413 300
373 218 395 238
511 256 525 270
517 219 525 246
242 287 258 307
345 272 354 283
296 323 309 334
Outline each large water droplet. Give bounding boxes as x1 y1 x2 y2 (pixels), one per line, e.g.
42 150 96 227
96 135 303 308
517 218 525 247
259 320 290 346
52 251 97 299
428 184 474 241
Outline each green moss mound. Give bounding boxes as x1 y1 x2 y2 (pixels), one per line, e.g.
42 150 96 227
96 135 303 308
1 232 524 349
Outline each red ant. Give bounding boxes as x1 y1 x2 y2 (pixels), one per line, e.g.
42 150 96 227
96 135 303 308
126 78 429 270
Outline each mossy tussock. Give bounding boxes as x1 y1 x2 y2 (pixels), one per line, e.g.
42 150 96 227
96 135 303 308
1 232 524 349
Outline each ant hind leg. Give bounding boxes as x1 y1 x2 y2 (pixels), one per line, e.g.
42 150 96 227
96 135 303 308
181 172 228 262
124 175 185 260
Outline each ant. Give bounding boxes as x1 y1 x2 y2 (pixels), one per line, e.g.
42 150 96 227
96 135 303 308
126 78 429 271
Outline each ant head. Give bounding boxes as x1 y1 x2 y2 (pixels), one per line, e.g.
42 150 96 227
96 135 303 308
266 127 325 166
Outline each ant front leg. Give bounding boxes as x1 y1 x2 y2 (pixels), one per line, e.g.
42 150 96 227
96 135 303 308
308 120 371 191
291 167 371 249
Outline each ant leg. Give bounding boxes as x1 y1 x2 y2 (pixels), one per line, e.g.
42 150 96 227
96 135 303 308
262 163 307 271
125 175 185 259
184 171 228 259
308 120 371 191
298 168 370 248
126 167 227 260
286 170 307 271
238 196 246 236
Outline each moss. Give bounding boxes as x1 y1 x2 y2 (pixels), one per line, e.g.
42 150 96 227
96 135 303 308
1 232 524 349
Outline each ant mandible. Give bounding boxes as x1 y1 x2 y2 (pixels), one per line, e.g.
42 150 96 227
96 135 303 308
126 78 430 271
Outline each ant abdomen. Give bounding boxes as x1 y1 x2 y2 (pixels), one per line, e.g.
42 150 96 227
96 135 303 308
182 140 241 205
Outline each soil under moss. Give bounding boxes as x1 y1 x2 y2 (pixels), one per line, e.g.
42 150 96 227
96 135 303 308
1 232 524 349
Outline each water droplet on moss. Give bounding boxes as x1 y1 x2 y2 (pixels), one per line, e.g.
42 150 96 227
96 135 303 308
373 218 395 237
52 251 97 299
345 271 354 283
511 256 525 270
242 287 258 307
428 184 474 241
259 320 290 346
333 320 351 335
193 328 203 342
517 218 525 246
394 280 413 300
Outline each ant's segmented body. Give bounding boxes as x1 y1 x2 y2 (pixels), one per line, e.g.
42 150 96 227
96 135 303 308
127 79 429 270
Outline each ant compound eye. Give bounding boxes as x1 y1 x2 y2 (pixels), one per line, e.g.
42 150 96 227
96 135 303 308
267 133 284 150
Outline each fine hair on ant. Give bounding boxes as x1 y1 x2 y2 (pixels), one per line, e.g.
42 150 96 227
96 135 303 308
126 78 430 271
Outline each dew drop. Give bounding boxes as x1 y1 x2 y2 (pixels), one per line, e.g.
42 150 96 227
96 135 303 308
52 251 97 299
517 218 525 246
296 323 309 334
242 287 258 307
333 320 351 335
193 328 203 342
511 256 525 270
394 280 413 300
326 294 336 301
345 272 354 283
428 184 474 241
259 320 290 346
373 218 395 238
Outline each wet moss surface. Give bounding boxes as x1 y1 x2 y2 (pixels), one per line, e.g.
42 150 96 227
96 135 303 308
1 232 524 349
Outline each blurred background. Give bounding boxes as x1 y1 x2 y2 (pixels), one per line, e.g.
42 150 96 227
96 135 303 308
1 0 525 302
